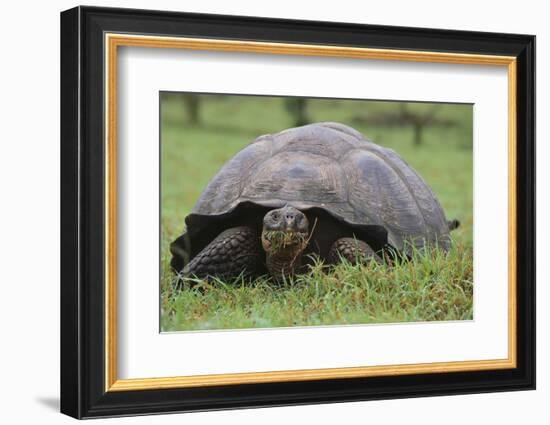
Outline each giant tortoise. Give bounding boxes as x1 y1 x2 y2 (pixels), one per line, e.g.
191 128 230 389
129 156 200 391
170 122 458 282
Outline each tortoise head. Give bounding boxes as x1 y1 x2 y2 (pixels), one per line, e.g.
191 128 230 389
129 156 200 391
261 206 309 257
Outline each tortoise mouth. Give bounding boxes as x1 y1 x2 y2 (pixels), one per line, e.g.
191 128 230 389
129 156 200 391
261 230 309 256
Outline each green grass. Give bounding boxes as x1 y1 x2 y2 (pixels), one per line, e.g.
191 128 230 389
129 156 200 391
160 93 473 332
161 245 472 331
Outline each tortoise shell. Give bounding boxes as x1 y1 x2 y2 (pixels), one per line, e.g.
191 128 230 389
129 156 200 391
180 122 451 261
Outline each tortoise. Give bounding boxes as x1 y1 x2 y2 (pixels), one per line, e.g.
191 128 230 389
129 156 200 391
170 122 459 282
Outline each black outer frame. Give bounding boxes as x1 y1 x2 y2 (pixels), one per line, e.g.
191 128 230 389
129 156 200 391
60 5 535 419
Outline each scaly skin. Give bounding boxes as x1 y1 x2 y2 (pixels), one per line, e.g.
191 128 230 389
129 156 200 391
261 231 308 281
261 206 310 281
327 237 382 265
179 226 261 283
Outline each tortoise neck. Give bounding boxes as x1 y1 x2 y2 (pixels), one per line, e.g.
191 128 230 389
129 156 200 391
265 249 303 281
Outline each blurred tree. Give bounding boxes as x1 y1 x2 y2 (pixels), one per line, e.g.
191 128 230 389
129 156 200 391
183 94 201 125
398 104 438 146
352 103 456 146
284 98 310 127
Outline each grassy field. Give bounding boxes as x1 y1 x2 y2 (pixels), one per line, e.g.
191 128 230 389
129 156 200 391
160 93 473 332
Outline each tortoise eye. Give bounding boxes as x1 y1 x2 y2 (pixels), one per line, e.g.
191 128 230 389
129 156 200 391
272 213 280 220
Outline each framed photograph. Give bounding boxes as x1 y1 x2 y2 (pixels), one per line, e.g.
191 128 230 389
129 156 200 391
60 6 535 419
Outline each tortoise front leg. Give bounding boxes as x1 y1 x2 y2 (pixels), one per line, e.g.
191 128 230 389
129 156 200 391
179 226 263 283
327 237 382 265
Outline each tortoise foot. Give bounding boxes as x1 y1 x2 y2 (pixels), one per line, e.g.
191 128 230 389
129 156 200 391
176 226 263 286
328 237 382 265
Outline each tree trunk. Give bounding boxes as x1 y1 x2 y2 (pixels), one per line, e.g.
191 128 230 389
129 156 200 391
183 94 200 125
413 122 423 146
285 98 309 127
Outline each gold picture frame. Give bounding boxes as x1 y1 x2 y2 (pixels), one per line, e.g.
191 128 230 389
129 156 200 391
104 34 517 392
